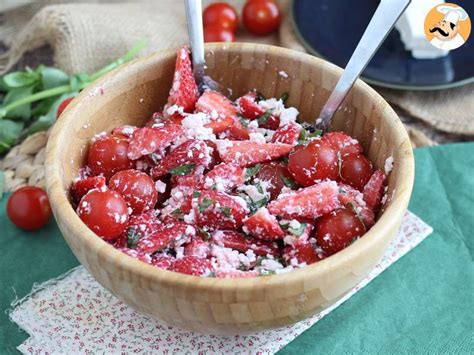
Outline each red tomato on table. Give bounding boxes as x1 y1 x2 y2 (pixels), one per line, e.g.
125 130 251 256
203 2 239 32
7 186 52 231
204 26 235 42
242 0 281 35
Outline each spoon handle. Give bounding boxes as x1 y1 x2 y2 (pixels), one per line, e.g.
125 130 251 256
184 0 205 85
317 0 411 132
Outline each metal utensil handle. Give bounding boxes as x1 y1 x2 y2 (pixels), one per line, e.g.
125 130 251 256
317 0 411 131
184 0 205 83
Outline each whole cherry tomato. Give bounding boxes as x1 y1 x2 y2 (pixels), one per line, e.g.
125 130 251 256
77 188 128 240
288 140 338 187
7 186 52 231
255 162 294 200
315 209 366 255
56 97 75 119
204 26 235 43
340 153 373 191
109 169 158 214
203 2 239 32
87 134 133 179
242 0 281 35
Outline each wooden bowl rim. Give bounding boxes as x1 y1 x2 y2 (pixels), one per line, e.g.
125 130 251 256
46 42 414 291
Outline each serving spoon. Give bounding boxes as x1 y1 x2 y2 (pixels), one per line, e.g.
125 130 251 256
316 0 411 132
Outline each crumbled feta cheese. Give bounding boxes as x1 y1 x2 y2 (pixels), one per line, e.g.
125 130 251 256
384 156 394 174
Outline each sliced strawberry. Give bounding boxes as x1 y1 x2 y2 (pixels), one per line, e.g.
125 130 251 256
215 140 292 167
338 183 375 228
280 219 315 245
170 256 213 276
267 181 341 219
125 212 162 244
272 122 302 146
204 140 221 169
363 169 386 211
212 230 280 257
127 124 184 160
136 221 194 253
118 247 153 264
243 207 285 241
282 241 323 265
322 131 363 157
166 46 199 113
150 139 210 179
214 270 259 278
236 91 279 129
199 163 245 192
194 190 248 230
184 236 212 258
196 90 237 134
112 125 138 138
71 176 106 202
204 116 234 134
227 117 250 140
151 254 174 269
171 166 204 190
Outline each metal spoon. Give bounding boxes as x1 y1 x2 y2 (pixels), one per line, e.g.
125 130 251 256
184 0 220 93
316 0 411 132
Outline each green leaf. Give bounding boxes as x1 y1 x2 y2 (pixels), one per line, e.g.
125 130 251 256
297 128 323 145
41 67 70 90
280 92 289 104
31 96 60 117
280 221 307 236
197 227 211 241
238 115 249 128
192 191 202 198
0 170 4 201
27 93 76 134
199 197 215 213
1 85 34 119
245 164 262 179
169 164 196 176
0 120 24 154
126 227 141 249
257 109 274 125
346 201 366 228
219 207 232 218
2 71 39 88
281 175 297 188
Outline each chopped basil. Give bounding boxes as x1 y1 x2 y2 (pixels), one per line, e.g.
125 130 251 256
199 197 215 213
238 114 249 128
219 206 232 218
126 227 141 249
346 201 366 228
245 164 262 179
169 164 195 176
238 262 247 271
280 175 297 188
298 128 323 145
171 208 184 219
281 156 289 165
257 108 274 125
280 222 307 236
280 92 289 104
192 191 201 198
256 91 266 101
198 227 211 241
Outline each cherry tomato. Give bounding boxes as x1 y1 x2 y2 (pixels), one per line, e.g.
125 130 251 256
203 2 238 32
87 134 133 179
204 26 235 42
340 153 373 191
77 189 128 240
255 162 294 200
315 209 366 255
56 97 74 119
7 186 52 231
288 140 338 187
242 0 281 35
109 169 158 214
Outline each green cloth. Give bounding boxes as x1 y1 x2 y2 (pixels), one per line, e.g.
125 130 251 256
0 143 473 354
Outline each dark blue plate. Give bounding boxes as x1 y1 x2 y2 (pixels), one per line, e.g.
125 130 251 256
290 0 474 90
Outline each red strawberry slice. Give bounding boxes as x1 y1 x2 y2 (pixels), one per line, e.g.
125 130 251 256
150 139 210 179
215 270 259 278
196 90 237 134
71 176 106 202
215 140 293 167
236 92 279 129
125 212 162 243
119 247 153 264
112 125 138 138
227 117 250 140
151 254 174 269
322 131 363 157
194 190 248 230
170 256 213 276
165 46 199 113
282 241 323 265
363 169 386 211
199 163 245 192
281 219 315 244
243 207 285 241
267 181 341 219
136 221 194 253
127 124 184 160
338 183 375 228
184 236 212 258
171 166 204 190
212 230 280 257
272 122 302 146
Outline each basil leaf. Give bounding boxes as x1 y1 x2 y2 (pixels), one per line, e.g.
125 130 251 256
245 164 262 179
126 227 141 249
199 197 215 213
0 120 23 154
289 222 307 236
346 201 366 228
280 92 289 104
256 92 266 102
238 115 249 128
192 191 201 198
2 71 39 88
197 227 211 241
27 93 76 134
41 67 70 89
2 85 34 119
257 109 274 125
281 175 297 188
308 130 323 138
169 164 195 176
219 207 232 218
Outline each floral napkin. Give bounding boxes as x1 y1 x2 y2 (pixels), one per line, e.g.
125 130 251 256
10 211 432 354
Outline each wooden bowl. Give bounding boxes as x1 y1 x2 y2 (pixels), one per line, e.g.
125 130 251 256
45 43 414 335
